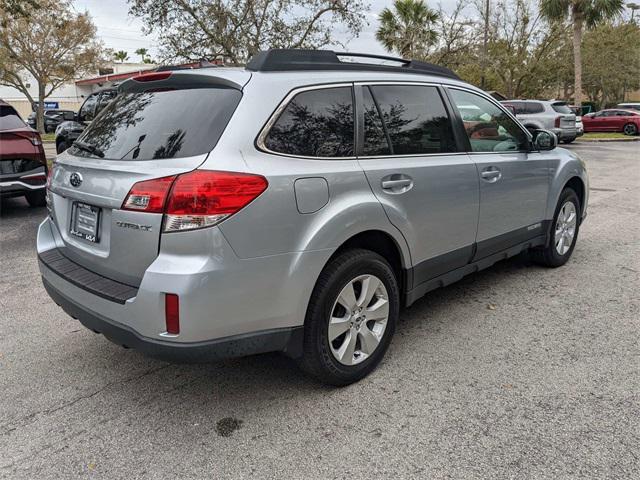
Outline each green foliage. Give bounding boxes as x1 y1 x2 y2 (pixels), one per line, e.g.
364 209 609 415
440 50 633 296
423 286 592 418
113 50 129 62
376 0 440 59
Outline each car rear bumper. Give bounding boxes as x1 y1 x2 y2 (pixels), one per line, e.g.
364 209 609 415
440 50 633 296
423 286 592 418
552 127 577 140
0 166 46 197
37 216 329 360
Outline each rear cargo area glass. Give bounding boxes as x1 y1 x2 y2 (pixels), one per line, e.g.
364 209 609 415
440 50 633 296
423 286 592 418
71 87 242 160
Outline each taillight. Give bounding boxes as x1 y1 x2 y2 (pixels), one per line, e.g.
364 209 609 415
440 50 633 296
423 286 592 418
555 116 561 128
122 175 176 213
133 72 172 82
163 170 268 232
165 293 180 335
121 170 268 232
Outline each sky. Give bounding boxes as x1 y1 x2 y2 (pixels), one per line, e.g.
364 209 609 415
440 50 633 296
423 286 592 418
73 0 462 62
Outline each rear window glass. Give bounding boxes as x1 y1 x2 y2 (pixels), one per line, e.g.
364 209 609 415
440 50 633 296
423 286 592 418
551 103 572 114
70 87 241 160
369 85 456 155
0 105 27 130
264 87 354 157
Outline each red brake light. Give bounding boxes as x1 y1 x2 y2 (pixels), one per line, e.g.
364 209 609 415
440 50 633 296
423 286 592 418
165 293 180 335
122 175 176 213
120 170 268 232
555 116 561 128
133 72 172 82
163 170 268 232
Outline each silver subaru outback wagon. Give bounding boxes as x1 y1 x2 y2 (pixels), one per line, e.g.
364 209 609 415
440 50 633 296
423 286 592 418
38 50 588 385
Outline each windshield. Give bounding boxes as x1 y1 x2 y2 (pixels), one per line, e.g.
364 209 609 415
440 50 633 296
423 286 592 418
70 87 242 160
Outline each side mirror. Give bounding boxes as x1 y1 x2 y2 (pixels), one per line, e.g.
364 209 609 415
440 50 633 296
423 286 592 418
533 129 557 151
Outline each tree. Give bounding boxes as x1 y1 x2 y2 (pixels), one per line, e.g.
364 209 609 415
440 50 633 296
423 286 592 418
114 50 129 63
582 21 640 107
128 0 368 64
540 0 624 106
0 0 102 133
135 47 148 62
376 0 440 59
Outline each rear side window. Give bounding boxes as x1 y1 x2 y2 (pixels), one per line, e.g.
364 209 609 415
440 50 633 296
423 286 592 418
526 102 544 114
551 103 572 114
0 105 27 130
71 87 242 160
369 85 456 155
264 87 354 157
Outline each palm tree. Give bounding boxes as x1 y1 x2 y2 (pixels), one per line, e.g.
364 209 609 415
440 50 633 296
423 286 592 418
376 0 440 60
135 48 148 63
113 50 129 63
540 0 624 106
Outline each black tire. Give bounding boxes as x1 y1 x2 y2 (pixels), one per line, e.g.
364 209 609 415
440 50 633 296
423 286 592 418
531 188 580 267
561 137 575 144
56 140 68 154
623 123 638 136
298 249 399 386
25 190 46 207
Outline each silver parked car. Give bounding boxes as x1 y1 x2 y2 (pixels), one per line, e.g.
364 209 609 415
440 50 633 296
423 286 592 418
38 50 589 385
502 100 578 144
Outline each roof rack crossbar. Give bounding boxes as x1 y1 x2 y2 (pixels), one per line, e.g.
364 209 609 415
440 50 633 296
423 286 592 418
246 49 460 80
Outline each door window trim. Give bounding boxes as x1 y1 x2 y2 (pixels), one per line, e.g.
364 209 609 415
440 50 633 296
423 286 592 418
443 85 534 155
254 82 357 160
353 81 467 159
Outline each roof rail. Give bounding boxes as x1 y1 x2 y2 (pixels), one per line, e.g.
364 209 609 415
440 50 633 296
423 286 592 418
246 49 460 80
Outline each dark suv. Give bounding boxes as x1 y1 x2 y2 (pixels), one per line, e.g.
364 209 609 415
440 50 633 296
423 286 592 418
55 89 117 153
0 100 47 206
27 109 75 133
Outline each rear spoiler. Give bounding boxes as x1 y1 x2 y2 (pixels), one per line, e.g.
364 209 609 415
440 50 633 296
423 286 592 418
119 71 243 94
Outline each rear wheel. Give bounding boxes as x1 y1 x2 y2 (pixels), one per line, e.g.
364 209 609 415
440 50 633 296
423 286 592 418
56 139 68 154
561 137 575 144
623 123 638 136
25 190 46 207
299 249 399 386
532 188 580 267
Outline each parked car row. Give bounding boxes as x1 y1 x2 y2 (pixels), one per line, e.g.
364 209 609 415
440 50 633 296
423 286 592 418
582 109 640 135
0 100 47 206
27 109 75 133
501 100 579 144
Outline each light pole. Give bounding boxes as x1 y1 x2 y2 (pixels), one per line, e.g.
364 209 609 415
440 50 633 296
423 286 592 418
628 2 640 21
480 0 490 90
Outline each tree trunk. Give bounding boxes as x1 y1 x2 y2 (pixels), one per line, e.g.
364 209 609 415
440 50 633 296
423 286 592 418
572 7 583 107
36 81 46 134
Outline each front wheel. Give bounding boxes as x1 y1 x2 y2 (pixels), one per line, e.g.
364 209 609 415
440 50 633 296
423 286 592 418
299 249 399 386
532 188 580 267
623 123 638 136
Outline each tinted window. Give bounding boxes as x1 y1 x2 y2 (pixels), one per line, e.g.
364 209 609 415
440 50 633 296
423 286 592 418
369 85 456 155
362 87 391 156
449 89 528 152
264 87 354 157
503 102 526 114
0 105 27 130
526 102 544 114
96 91 117 113
71 87 241 160
551 102 572 114
79 95 98 121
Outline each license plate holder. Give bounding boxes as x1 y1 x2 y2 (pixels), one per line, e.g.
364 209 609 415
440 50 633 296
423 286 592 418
70 202 101 243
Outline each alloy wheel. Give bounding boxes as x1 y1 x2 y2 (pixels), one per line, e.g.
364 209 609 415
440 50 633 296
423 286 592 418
328 274 389 366
555 201 577 255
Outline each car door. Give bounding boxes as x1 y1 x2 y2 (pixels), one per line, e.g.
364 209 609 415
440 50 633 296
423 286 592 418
446 87 550 260
356 84 479 285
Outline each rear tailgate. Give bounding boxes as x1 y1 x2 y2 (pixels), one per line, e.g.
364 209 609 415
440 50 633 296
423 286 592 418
46 70 248 286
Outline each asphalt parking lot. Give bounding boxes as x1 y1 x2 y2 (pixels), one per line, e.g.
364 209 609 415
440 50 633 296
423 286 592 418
1 142 638 479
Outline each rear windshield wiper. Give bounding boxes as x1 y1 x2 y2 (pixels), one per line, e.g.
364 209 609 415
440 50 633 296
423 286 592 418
73 140 105 158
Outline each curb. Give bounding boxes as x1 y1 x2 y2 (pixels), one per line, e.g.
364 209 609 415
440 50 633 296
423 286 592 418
576 137 640 143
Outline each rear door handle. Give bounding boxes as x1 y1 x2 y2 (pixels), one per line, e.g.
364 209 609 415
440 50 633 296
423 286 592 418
381 175 413 194
480 168 502 183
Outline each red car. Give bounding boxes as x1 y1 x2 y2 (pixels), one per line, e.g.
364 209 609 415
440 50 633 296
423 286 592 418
582 109 640 136
0 100 47 206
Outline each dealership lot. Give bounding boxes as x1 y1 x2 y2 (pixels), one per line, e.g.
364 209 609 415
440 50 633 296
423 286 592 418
0 143 638 478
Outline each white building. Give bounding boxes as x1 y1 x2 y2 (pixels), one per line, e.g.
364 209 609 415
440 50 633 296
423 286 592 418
0 62 156 118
